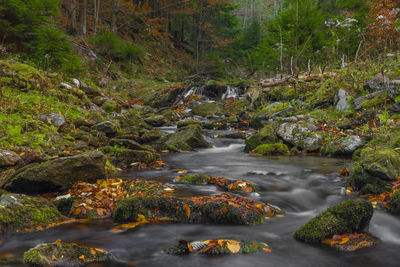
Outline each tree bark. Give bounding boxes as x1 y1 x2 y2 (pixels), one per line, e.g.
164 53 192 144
111 0 120 32
66 0 77 35
79 0 87 35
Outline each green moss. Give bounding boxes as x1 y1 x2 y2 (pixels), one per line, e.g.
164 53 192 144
177 120 201 128
115 149 160 165
389 190 400 214
191 103 225 117
293 200 373 243
177 174 210 185
358 147 400 181
102 100 119 113
164 124 210 151
253 143 288 155
23 242 107 266
244 124 278 152
0 194 63 234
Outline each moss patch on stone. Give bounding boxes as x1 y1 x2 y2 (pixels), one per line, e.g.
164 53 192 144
252 143 289 155
191 103 225 117
0 194 64 234
293 200 373 243
23 242 107 267
244 124 278 152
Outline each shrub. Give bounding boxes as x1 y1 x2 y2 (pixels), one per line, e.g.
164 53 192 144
27 27 83 75
90 30 145 62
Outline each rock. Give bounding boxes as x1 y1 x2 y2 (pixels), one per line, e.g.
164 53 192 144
93 96 108 106
334 89 351 111
80 84 104 98
23 242 108 267
322 135 364 156
60 82 72 89
0 150 21 167
238 111 252 121
164 124 210 151
388 79 400 100
293 200 373 243
352 91 383 111
165 239 270 255
276 122 325 152
191 102 225 117
390 101 400 113
110 139 148 150
93 121 118 136
358 147 400 181
389 190 400 214
3 151 106 193
364 73 389 91
113 193 280 225
102 99 120 113
138 129 162 143
350 147 400 194
144 115 166 127
71 78 80 88
115 150 160 166
73 118 95 129
252 143 289 155
244 124 278 152
177 120 201 128
0 194 64 234
36 113 66 128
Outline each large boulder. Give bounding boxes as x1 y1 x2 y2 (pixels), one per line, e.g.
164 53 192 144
23 242 108 267
191 103 225 117
276 122 325 152
2 151 106 193
164 124 210 151
321 135 364 157
350 147 400 194
0 150 21 167
144 115 166 127
0 193 64 234
244 124 278 152
294 200 373 243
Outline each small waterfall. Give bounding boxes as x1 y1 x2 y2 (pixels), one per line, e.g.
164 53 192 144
222 86 239 99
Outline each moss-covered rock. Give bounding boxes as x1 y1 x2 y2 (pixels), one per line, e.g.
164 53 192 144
0 194 64 234
144 115 166 127
114 193 280 225
163 124 210 150
321 135 364 157
23 242 107 267
389 190 400 214
293 200 373 243
191 102 225 117
176 174 210 185
252 143 289 155
165 239 270 255
358 147 400 181
115 149 160 166
244 124 278 152
2 151 106 193
102 99 120 113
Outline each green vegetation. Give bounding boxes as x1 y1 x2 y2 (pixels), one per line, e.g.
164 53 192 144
294 200 373 243
253 143 289 155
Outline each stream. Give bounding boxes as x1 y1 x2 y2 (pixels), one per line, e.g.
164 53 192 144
2 131 400 266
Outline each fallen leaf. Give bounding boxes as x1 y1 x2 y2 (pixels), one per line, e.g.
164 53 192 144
262 248 272 253
79 255 85 262
51 255 57 261
183 204 191 217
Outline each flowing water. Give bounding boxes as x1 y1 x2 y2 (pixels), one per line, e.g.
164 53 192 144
2 132 400 266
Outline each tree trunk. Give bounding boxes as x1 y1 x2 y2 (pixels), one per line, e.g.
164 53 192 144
79 0 87 35
111 0 120 32
66 0 77 35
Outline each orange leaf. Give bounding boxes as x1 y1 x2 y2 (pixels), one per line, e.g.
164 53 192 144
262 248 272 253
79 255 85 262
183 204 191 217
54 239 62 244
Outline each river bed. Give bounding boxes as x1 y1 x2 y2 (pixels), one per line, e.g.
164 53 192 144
1 136 400 266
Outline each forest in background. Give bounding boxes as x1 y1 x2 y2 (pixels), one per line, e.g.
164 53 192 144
1 0 400 80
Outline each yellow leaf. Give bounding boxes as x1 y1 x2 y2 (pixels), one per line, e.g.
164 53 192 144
177 170 188 174
79 255 85 262
262 248 272 253
217 239 241 254
339 237 350 245
54 239 62 244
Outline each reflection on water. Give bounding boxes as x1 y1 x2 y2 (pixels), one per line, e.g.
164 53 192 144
1 136 400 267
